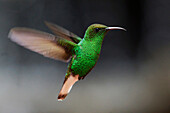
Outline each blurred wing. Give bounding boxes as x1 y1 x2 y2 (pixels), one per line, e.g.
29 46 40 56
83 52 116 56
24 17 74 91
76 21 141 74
8 27 74 62
44 21 82 44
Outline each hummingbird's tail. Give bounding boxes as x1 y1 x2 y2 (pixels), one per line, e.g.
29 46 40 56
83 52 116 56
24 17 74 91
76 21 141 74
57 74 79 101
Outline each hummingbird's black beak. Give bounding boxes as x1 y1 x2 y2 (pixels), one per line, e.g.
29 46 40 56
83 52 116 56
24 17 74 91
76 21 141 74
106 27 126 31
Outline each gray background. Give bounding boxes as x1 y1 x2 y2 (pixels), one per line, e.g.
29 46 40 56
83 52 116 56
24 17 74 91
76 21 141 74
0 0 170 113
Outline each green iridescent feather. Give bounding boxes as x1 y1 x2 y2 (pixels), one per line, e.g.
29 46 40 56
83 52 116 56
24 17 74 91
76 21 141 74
66 24 108 78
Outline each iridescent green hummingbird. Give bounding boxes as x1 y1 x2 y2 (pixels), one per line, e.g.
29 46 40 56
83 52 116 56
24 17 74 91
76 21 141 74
8 21 126 101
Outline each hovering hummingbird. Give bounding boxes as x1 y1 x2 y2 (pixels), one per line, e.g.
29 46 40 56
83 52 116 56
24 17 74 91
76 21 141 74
8 21 126 101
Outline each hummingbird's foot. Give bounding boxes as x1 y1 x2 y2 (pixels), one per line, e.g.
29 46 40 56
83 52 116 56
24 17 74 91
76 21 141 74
78 76 86 80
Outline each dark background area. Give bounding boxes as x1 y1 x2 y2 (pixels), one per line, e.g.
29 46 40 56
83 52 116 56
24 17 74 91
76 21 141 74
0 0 169 113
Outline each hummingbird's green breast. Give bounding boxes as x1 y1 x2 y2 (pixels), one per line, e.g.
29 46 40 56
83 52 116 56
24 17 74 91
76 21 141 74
70 36 104 77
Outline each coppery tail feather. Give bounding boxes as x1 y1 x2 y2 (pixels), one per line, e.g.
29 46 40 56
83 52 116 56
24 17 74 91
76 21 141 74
58 74 79 101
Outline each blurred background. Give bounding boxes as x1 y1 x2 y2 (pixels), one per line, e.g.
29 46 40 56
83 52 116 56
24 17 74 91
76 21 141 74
0 0 170 113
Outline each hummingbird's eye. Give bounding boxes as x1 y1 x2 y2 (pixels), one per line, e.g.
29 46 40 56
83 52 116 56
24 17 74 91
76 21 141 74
95 28 101 32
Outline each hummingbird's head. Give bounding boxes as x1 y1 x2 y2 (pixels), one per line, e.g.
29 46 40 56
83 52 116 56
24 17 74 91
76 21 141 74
84 24 126 40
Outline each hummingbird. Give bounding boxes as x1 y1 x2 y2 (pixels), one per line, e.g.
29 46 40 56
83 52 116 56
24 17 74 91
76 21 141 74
8 21 126 101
